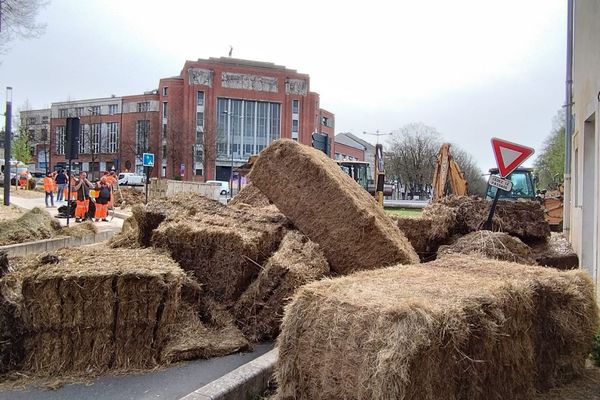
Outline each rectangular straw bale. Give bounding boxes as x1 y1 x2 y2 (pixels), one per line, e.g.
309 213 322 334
234 231 330 342
152 220 286 303
275 255 599 400
433 254 599 390
249 139 419 274
390 215 453 260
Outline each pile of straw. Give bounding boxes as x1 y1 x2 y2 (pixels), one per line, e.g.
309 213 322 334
423 196 550 243
437 230 536 265
16 247 185 374
0 208 62 246
108 216 139 249
275 255 598 399
234 231 330 342
229 183 272 208
249 139 419 274
112 187 146 208
62 220 97 238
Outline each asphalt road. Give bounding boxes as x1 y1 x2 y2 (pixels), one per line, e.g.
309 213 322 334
0 343 273 400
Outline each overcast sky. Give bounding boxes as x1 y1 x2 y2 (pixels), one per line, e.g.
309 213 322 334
0 0 566 170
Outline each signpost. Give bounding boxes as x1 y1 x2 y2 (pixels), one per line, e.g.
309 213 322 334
143 152 154 204
483 138 535 230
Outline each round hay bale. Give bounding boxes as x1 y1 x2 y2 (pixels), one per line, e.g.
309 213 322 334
437 230 536 264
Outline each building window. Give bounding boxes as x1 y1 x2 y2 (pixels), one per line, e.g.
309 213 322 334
107 122 119 154
216 98 281 159
162 145 167 158
58 108 68 118
89 106 101 115
292 99 299 114
42 116 48 124
137 102 150 113
40 128 48 141
163 87 168 96
136 120 150 155
162 102 168 118
321 116 332 127
56 126 65 155
162 123 167 139
75 107 84 117
27 117 36 125
108 104 119 115
292 119 299 133
197 91 204 107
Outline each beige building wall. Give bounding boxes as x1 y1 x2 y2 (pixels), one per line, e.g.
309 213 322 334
571 0 600 299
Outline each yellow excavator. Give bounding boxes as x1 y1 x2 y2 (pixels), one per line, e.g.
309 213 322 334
431 143 468 201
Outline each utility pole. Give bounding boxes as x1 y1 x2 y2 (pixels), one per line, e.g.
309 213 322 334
4 87 12 206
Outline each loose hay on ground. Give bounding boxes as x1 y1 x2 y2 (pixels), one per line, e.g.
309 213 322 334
234 231 330 342
0 208 62 246
275 255 598 400
61 220 97 237
112 187 146 208
423 195 550 243
437 230 536 264
108 215 139 249
249 139 419 274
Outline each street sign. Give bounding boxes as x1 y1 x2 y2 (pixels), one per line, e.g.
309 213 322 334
491 138 534 177
143 153 155 167
488 175 513 192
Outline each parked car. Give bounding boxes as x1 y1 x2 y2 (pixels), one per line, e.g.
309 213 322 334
206 180 230 195
118 172 146 186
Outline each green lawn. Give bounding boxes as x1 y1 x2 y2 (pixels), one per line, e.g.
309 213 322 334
384 208 423 217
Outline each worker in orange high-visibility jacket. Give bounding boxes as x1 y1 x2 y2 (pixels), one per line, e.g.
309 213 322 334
104 170 118 208
73 171 93 223
94 180 111 222
42 172 56 207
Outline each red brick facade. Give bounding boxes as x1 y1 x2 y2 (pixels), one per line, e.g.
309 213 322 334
48 57 334 181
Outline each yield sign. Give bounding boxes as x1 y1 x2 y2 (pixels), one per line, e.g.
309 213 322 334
491 137 535 177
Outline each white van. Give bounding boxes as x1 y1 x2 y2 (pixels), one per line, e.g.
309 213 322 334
118 172 146 186
206 180 230 195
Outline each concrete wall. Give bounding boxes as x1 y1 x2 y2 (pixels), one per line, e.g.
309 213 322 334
148 178 221 200
571 0 600 299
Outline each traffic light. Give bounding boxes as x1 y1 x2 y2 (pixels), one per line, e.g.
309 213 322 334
65 117 80 160
311 132 330 156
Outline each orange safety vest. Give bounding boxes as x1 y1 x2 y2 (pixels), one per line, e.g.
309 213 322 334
43 177 55 192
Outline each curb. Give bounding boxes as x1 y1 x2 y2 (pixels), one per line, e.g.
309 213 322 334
0 230 117 257
179 348 277 400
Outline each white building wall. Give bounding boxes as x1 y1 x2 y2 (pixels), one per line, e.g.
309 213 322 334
571 0 600 299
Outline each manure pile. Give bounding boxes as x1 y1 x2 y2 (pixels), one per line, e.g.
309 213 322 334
275 255 599 400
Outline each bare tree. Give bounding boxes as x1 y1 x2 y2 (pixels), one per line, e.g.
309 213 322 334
0 0 48 54
166 114 182 179
386 123 441 198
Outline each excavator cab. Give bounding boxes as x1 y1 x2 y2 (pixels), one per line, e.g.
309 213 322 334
485 167 537 201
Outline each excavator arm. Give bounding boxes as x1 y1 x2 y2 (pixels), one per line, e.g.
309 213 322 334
431 143 468 201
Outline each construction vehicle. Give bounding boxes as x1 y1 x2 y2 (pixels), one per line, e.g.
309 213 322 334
431 143 468 201
484 167 564 231
336 160 394 198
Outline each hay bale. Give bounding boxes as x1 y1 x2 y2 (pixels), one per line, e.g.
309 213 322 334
437 230 536 264
531 233 579 270
390 215 454 260
0 252 10 278
423 196 550 243
16 247 186 374
108 216 139 249
234 231 330 342
229 183 272 208
0 279 24 374
275 255 598 400
249 139 419 274
113 187 146 208
0 208 62 246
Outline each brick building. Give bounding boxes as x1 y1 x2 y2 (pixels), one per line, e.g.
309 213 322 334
43 57 334 182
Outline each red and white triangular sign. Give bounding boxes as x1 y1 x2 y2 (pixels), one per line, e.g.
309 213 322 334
491 137 535 177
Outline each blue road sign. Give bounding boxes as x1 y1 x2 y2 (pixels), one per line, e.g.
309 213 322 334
143 153 155 167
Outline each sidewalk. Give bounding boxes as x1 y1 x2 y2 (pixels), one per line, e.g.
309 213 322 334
1 191 124 232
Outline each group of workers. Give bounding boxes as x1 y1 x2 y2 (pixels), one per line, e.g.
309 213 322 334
42 169 118 223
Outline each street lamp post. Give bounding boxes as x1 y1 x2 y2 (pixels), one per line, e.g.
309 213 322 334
4 87 13 206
